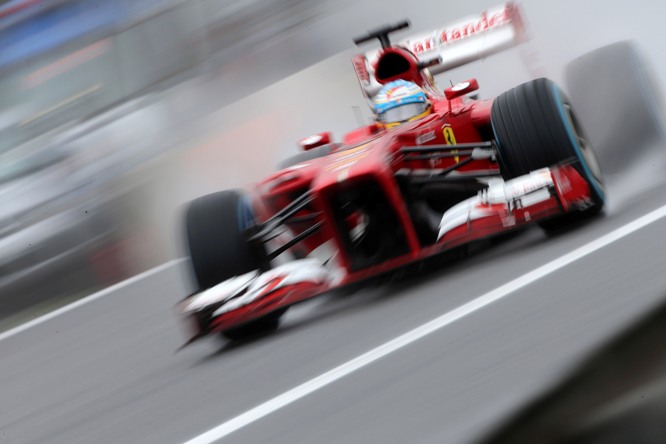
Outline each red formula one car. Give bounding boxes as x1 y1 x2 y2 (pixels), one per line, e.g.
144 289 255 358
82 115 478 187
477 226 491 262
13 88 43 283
178 3 605 343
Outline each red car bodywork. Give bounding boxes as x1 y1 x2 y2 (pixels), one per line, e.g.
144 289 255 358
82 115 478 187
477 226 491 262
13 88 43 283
178 5 596 343
202 112 591 334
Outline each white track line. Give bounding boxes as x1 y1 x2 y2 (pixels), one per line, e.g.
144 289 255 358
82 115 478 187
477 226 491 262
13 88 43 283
0 259 186 342
182 203 666 444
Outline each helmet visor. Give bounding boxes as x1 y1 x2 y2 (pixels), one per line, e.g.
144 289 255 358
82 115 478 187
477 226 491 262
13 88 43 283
378 102 428 124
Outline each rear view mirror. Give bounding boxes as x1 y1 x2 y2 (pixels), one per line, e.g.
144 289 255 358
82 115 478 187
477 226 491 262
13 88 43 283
299 132 332 151
444 79 479 100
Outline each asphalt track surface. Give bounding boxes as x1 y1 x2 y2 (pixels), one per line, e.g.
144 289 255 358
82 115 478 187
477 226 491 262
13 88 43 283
4 1 666 443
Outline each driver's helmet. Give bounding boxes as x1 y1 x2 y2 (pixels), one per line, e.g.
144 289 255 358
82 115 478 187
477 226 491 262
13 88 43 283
374 80 431 128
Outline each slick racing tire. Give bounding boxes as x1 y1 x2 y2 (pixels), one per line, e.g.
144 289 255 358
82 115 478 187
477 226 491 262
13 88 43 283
184 190 285 340
185 190 264 289
491 78 605 231
278 144 336 169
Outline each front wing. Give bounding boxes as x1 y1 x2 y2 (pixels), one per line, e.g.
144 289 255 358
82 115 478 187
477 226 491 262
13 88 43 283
178 164 592 344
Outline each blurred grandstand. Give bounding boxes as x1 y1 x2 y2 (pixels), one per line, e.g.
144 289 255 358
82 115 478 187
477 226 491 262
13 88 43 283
0 0 327 319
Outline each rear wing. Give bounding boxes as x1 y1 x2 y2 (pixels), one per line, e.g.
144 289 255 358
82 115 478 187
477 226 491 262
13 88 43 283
352 2 527 100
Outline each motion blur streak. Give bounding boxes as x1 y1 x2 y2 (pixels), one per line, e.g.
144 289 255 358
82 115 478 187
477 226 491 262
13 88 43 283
182 203 666 444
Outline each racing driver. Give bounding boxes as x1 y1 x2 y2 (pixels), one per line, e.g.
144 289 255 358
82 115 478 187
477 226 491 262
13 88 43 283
374 79 432 128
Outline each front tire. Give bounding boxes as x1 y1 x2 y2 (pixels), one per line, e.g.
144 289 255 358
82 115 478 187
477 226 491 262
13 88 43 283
491 78 605 230
184 190 285 340
185 190 264 290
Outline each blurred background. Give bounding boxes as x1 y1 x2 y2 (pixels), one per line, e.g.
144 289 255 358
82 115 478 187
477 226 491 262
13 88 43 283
0 0 340 320
2 1 666 442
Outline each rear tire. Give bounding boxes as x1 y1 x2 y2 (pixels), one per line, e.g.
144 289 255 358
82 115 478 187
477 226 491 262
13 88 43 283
184 190 285 340
491 78 605 231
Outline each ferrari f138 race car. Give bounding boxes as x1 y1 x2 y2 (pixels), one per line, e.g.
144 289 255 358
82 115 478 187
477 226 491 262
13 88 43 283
178 3 605 343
